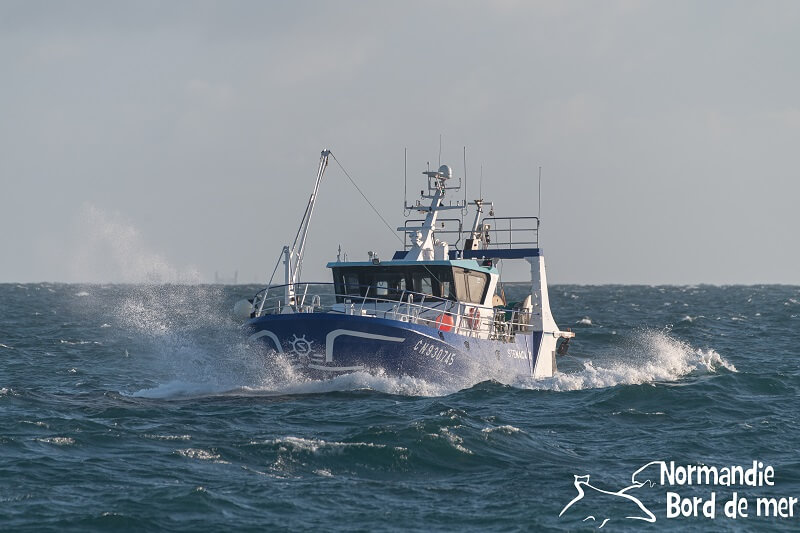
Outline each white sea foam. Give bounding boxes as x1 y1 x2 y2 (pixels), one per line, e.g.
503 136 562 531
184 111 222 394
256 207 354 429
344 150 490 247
577 317 593 325
270 436 402 455
36 437 75 445
438 427 472 454
133 369 453 399
517 330 736 392
60 339 96 345
22 420 49 428
256 370 453 397
481 424 522 435
175 448 226 462
143 434 192 441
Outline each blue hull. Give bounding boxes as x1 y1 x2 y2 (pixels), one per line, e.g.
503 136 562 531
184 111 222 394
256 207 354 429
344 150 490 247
244 313 544 386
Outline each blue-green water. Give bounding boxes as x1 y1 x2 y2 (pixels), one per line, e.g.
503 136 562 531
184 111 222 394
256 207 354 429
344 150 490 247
1 283 799 531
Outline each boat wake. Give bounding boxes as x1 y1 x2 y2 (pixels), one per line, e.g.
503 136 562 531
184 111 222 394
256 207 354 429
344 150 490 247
519 329 737 392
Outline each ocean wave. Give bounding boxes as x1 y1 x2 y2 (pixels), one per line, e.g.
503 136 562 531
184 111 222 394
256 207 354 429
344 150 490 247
253 370 453 397
517 330 735 392
269 436 401 455
130 380 237 399
21 420 49 428
131 368 453 399
143 434 192 441
250 435 412 478
175 448 226 462
481 424 522 435
36 437 75 446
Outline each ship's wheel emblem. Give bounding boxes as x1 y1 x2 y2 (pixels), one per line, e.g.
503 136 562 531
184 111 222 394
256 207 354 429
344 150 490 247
288 334 313 357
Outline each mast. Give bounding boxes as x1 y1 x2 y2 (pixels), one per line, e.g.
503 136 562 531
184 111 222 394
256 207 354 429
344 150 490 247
399 164 465 261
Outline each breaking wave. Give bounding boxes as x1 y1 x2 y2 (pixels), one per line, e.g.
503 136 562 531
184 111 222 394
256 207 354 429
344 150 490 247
521 329 736 392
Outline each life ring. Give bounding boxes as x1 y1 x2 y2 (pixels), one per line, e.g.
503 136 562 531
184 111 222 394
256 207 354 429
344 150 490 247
467 307 481 330
435 313 454 332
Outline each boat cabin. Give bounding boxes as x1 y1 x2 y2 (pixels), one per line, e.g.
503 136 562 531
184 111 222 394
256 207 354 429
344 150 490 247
327 260 497 307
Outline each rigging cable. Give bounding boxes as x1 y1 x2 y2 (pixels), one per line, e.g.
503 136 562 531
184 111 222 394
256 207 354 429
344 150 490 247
330 152 405 246
331 152 448 301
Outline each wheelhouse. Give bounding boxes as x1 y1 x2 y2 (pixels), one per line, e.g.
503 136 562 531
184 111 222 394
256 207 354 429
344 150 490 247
328 260 493 305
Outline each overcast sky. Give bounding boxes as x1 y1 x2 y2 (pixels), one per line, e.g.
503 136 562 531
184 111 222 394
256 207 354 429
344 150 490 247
2 1 798 284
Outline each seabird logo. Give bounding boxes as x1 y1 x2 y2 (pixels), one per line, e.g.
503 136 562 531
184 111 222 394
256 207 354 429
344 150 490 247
559 462 663 528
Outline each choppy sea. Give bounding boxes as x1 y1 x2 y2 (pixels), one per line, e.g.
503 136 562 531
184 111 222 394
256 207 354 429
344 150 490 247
2 283 799 531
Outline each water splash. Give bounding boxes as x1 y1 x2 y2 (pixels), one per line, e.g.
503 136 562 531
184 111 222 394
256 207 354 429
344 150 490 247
70 204 201 283
520 329 736 392
133 367 452 399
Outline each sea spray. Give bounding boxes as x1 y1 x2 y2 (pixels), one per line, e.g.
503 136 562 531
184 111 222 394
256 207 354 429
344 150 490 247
120 284 277 397
70 204 202 284
517 329 736 392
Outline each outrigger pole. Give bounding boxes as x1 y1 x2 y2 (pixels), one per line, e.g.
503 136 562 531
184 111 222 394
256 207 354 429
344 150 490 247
284 149 331 307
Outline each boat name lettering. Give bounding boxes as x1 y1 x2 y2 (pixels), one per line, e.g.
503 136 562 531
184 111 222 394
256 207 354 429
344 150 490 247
412 340 455 366
507 348 530 360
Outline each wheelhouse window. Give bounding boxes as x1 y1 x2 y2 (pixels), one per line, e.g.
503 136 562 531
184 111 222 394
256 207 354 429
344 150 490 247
466 272 488 303
331 265 455 303
412 273 433 297
344 273 360 297
331 264 489 304
452 267 489 304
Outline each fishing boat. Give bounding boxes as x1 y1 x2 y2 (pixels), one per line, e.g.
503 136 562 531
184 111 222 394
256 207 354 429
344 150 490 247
236 149 574 386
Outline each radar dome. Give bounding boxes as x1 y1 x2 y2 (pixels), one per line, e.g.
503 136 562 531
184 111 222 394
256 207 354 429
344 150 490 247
438 164 453 179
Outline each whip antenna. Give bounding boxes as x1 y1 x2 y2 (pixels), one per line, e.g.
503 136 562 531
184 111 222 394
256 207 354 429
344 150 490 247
463 146 467 207
479 165 483 199
404 147 408 214
538 166 542 219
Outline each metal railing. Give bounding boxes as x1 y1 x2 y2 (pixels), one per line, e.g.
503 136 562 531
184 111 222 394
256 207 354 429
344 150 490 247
402 218 464 250
401 216 539 252
250 282 534 342
482 216 539 249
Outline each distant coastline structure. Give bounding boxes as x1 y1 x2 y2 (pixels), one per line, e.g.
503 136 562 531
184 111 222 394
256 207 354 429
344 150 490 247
214 270 239 284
